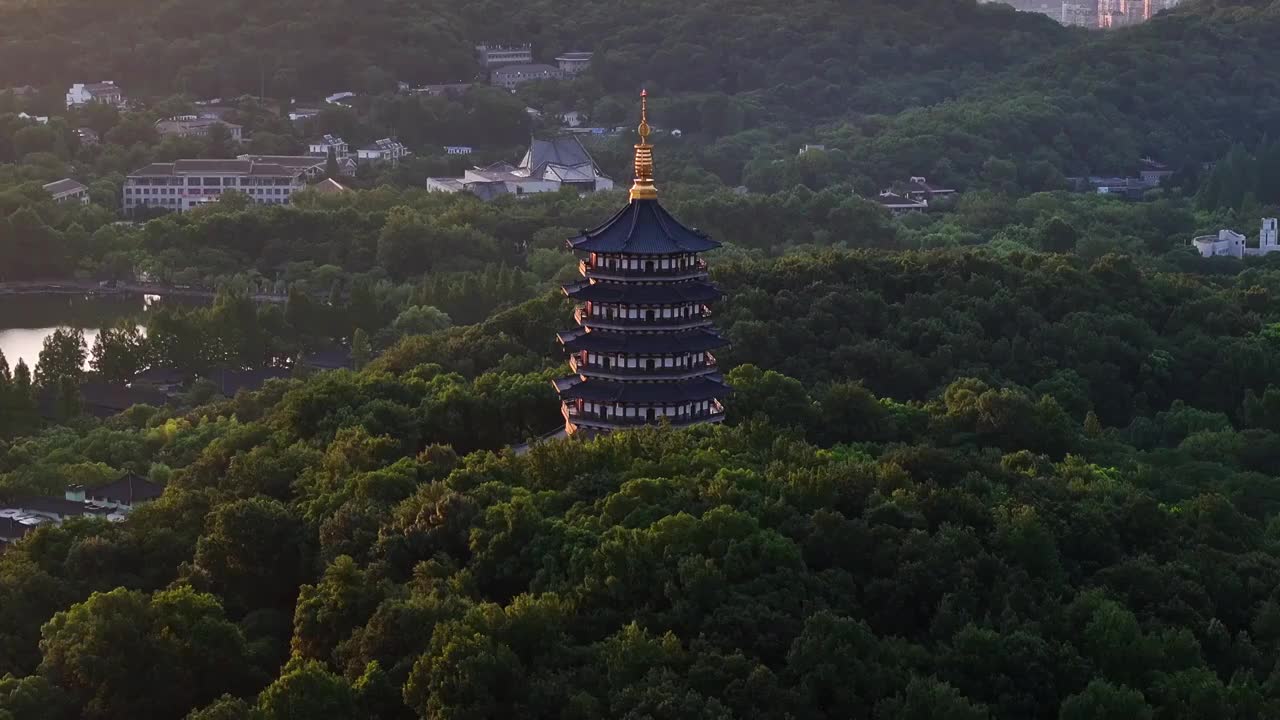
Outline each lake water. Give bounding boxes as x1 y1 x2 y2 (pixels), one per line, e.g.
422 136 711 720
0 293 189 368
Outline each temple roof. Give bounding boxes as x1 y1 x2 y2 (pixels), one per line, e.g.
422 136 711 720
554 375 730 403
563 280 721 304
568 199 720 255
558 327 729 354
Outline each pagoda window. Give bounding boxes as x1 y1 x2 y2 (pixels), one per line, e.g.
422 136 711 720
645 260 655 272
626 407 636 418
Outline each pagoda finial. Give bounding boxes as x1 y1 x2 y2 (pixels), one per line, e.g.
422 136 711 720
630 89 657 201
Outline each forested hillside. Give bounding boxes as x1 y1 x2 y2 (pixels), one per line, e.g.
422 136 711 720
6 248 1280 718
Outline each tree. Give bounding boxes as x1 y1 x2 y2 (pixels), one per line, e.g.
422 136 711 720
325 148 338 179
38 587 255 720
34 328 86 388
189 498 309 614
391 306 452 336
90 322 147 382
351 329 371 371
1058 680 1153 720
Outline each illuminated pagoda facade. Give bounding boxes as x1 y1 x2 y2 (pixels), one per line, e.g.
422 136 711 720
553 91 730 436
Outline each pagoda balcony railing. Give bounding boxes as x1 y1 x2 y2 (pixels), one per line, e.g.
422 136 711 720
580 259 708 281
575 306 712 330
563 402 726 429
569 356 718 380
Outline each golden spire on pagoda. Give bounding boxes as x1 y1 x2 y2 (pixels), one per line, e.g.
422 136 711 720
629 89 657 201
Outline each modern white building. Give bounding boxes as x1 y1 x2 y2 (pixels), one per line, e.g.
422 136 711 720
66 81 124 108
356 138 410 165
427 135 612 199
1193 218 1280 258
123 159 306 213
308 134 349 159
43 178 90 205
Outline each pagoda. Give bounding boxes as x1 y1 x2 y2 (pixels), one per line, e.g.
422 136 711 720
553 91 730 436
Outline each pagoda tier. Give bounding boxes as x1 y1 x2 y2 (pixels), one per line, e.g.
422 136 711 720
552 91 729 437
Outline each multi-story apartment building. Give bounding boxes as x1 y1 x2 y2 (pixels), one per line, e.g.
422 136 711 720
123 159 305 213
475 43 533 68
491 64 564 90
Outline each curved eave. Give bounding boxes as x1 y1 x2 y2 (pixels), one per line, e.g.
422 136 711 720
567 199 720 255
557 328 730 354
553 376 732 403
562 279 721 304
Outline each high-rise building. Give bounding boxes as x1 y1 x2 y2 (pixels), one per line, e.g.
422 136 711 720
552 91 730 437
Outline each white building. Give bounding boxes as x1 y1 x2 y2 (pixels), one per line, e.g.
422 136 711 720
556 52 593 76
476 43 534 68
308 134 349 159
43 178 90 205
427 135 612 200
491 64 564 90
356 138 410 165
444 145 474 155
1193 218 1280 258
124 159 306 213
66 81 124 108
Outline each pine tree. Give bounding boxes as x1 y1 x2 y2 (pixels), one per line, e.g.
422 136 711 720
1084 410 1103 438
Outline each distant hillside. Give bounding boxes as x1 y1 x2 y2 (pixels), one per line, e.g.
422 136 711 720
0 0 1066 115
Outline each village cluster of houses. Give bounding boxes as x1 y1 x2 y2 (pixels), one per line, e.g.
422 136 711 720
475 44 593 90
0 474 164 548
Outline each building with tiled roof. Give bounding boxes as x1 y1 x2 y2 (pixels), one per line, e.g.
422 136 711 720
42 178 89 205
427 135 611 199
123 158 307 213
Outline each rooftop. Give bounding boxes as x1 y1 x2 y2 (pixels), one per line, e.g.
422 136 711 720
558 327 729 354
42 178 87 195
569 199 720 255
86 474 164 505
129 159 302 178
554 375 731 403
563 279 721 304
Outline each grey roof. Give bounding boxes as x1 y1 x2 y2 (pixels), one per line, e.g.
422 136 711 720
521 136 596 175
86 475 163 505
555 376 730 403
238 155 326 170
559 328 728 354
563 280 721 304
14 496 99 517
42 178 87 195
129 159 301 178
205 367 291 396
569 199 721 255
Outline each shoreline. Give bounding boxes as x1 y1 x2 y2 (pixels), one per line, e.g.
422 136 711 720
0 281 287 304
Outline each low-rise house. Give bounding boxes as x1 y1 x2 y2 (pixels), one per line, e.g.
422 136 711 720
904 176 957 202
311 178 350 194
237 154 355 179
124 159 308 213
874 190 929 215
556 51 593 75
204 367 292 397
289 108 321 122
1139 158 1174 187
427 135 612 199
130 367 187 393
1193 218 1280 259
492 64 563 90
325 91 356 105
17 112 48 125
563 111 585 128
78 475 164 511
356 138 410 165
798 144 826 156
444 145 474 155
77 127 100 145
66 81 124 108
308 134 349 159
43 178 90 205
0 517 33 547
300 348 354 371
11 494 104 522
412 83 472 97
155 116 243 141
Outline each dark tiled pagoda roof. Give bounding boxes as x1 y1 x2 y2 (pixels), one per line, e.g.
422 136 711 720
554 375 730 403
558 328 728 354
569 199 720 255
563 280 721 304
